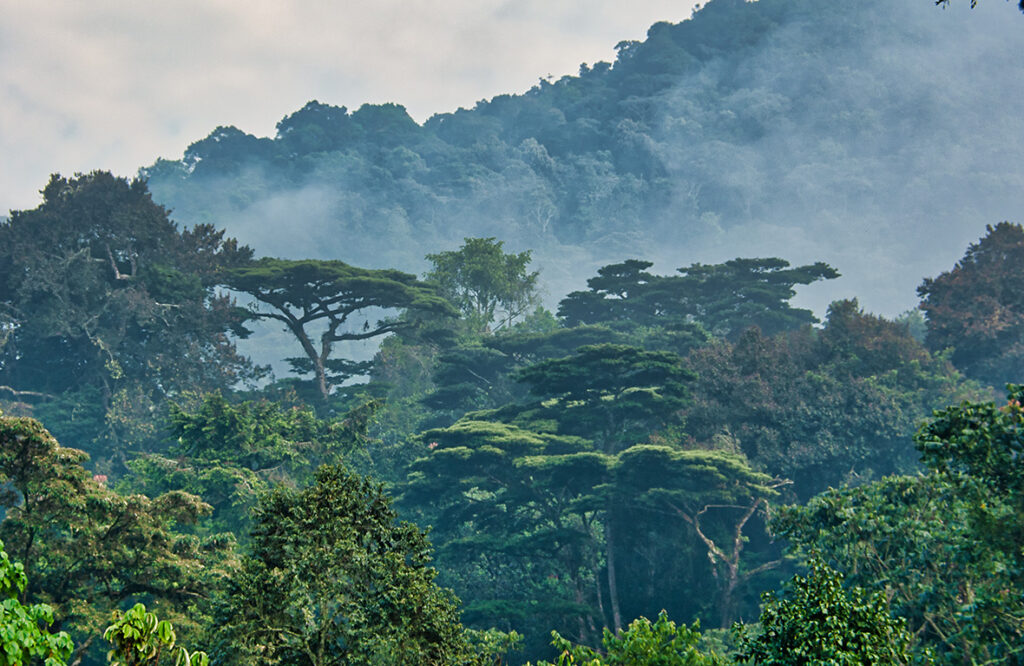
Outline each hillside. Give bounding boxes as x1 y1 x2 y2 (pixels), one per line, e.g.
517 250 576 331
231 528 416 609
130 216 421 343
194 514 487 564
143 0 1024 315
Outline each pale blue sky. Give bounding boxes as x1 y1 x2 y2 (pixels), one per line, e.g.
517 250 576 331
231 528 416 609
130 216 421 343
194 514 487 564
0 0 698 212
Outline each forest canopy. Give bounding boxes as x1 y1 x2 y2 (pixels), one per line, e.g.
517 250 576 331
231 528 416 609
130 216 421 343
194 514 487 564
3 0 1023 663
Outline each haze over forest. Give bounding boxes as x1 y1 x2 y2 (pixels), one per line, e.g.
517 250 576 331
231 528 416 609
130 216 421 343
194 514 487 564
141 0 1023 321
3 1 1024 664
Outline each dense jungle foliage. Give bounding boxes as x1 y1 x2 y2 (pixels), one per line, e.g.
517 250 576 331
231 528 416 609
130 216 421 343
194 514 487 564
3 0 1023 664
2 169 1021 663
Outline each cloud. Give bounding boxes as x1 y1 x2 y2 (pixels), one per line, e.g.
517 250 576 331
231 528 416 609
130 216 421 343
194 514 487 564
0 0 697 212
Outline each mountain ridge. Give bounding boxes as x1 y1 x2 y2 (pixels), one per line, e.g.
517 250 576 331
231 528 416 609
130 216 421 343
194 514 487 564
143 0 1024 317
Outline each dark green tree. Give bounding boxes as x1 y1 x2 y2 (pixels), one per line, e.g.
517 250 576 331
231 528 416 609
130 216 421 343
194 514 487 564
674 258 839 340
222 258 454 403
775 387 1024 662
558 258 838 343
918 222 1024 387
422 324 625 426
217 465 474 665
614 445 785 628
405 420 608 648
0 172 258 465
513 344 692 454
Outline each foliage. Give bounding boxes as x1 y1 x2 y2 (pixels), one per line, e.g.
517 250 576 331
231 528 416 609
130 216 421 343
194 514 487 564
736 557 913 665
404 419 604 649
774 386 1024 662
126 393 375 535
682 300 975 500
0 414 225 662
557 257 837 346
0 539 73 666
919 222 1024 387
426 237 540 332
421 324 625 426
613 445 785 628
513 343 692 453
675 259 838 340
217 464 474 665
406 419 783 647
104 603 208 666
0 172 259 467
221 257 455 403
533 611 724 665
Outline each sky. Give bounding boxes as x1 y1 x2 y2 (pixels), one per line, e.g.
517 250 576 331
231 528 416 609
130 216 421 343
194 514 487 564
0 0 700 214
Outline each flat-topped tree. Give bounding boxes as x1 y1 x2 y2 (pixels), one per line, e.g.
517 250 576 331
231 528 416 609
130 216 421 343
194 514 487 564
558 257 838 346
676 258 839 339
223 258 455 403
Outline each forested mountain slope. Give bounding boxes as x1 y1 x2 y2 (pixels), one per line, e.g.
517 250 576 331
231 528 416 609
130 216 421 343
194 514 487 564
144 0 1024 315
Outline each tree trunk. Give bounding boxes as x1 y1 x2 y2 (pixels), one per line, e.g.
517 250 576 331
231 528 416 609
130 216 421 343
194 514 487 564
605 519 623 633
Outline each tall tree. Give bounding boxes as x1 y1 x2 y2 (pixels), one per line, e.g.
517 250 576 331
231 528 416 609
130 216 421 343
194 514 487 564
918 222 1024 387
222 258 454 403
614 445 785 628
558 257 837 343
0 172 258 464
405 420 608 649
425 237 539 333
216 465 474 666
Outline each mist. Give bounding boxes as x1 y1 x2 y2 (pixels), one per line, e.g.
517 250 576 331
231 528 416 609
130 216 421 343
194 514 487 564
143 0 1024 343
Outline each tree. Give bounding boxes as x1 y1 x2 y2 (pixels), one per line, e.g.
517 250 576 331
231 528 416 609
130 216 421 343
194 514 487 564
0 539 73 666
534 611 724 665
614 445 785 628
222 258 454 403
470 344 693 634
104 603 208 666
558 260 668 330
405 420 608 650
0 413 226 662
126 393 376 536
513 344 692 454
557 260 710 355
217 465 474 665
0 172 259 465
918 222 1024 387
682 302 974 500
674 258 839 340
421 324 625 426
736 557 913 665
558 258 838 343
425 237 539 333
774 387 1024 662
